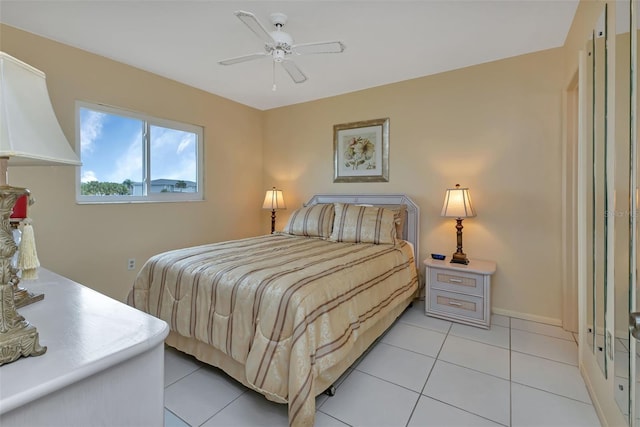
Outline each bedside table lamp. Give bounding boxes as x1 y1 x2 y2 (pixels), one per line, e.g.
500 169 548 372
262 187 286 233
0 52 81 365
441 184 476 265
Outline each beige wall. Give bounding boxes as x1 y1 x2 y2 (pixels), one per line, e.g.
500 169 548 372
0 17 577 325
263 47 566 323
0 24 265 301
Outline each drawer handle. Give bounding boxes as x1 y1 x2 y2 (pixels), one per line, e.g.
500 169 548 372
448 278 463 283
448 301 463 307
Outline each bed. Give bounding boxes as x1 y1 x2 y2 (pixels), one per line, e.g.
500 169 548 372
127 194 420 426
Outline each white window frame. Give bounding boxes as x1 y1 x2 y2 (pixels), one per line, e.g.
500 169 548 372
75 101 204 204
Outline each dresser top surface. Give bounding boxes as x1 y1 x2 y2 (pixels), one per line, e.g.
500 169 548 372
0 268 169 414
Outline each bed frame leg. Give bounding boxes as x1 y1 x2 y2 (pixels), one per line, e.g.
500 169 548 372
324 385 336 396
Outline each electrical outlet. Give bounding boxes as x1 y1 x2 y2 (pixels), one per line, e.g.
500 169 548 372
606 331 613 360
127 258 136 271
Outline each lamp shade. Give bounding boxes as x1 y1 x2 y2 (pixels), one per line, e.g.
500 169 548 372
441 184 476 218
0 52 80 166
262 187 286 210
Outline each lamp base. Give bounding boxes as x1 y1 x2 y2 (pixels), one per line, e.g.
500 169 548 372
450 252 470 265
0 283 47 365
0 185 47 365
270 209 276 234
14 288 44 308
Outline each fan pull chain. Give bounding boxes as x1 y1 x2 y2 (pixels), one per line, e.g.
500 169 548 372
272 60 277 91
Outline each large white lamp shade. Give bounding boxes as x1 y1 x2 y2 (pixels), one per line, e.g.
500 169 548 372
0 51 80 168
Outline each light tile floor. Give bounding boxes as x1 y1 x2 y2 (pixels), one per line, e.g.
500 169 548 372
164 304 602 426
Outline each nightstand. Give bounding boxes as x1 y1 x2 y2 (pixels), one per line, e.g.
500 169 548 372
424 258 497 329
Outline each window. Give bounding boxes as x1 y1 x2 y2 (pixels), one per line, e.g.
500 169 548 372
76 102 203 203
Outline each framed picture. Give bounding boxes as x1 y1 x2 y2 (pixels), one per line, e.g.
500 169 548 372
333 118 389 183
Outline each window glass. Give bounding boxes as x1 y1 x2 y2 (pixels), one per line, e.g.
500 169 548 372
149 125 198 194
76 102 203 203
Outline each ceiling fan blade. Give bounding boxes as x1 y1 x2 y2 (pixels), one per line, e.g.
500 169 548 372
281 60 307 84
218 52 268 66
234 10 274 44
292 41 346 55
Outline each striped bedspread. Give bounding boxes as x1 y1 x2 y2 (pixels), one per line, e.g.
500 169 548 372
127 233 418 426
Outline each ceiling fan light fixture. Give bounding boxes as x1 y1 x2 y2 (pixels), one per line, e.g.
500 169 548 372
270 30 293 47
273 49 285 63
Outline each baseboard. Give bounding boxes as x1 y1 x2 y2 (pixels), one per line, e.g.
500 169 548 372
491 307 563 327
580 363 608 427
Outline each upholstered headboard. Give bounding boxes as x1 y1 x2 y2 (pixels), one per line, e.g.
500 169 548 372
305 194 420 266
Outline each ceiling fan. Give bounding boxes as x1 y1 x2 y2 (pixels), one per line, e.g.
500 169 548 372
218 11 346 89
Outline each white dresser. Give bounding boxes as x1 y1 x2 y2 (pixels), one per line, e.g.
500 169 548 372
0 268 169 426
424 258 497 329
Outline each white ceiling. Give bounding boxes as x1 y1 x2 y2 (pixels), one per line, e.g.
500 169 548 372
0 1 579 111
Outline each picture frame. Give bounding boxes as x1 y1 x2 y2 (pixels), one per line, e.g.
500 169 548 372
333 118 389 183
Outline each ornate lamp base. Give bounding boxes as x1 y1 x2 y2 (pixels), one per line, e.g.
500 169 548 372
14 288 44 308
450 251 470 265
0 186 47 365
0 283 47 365
270 209 276 234
450 217 470 265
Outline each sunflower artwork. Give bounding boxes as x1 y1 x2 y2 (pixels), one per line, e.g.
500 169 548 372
333 118 389 182
344 136 376 170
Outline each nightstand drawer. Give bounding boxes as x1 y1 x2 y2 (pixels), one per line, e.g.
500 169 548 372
429 268 484 297
428 289 485 321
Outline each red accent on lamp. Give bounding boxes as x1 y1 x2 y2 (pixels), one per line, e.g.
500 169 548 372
10 195 27 219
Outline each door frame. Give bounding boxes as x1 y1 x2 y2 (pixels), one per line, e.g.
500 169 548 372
563 72 580 333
